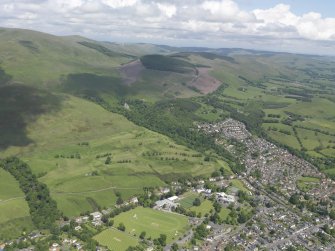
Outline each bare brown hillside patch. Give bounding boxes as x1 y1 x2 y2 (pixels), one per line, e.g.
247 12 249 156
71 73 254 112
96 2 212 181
188 67 221 94
119 60 145 85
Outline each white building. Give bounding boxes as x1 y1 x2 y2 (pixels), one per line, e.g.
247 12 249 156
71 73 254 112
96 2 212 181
167 195 178 202
90 212 102 220
216 192 235 203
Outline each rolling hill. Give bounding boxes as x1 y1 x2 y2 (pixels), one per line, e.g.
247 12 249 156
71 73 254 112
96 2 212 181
1 27 335 241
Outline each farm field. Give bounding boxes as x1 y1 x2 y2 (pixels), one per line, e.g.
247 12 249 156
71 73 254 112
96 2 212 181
94 228 139 251
0 169 34 240
0 95 221 216
112 207 189 243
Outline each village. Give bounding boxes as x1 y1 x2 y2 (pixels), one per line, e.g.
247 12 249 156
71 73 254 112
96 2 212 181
2 119 335 251
2 163 335 251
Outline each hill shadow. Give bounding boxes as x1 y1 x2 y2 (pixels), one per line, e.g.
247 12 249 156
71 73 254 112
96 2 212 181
62 73 128 97
0 83 62 150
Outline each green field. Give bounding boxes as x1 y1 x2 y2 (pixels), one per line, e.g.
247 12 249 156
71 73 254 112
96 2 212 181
0 169 34 240
178 192 202 209
2 27 335 242
219 207 231 221
94 228 139 251
262 123 301 149
229 179 250 193
297 176 320 192
189 200 213 216
112 207 189 243
1 95 221 216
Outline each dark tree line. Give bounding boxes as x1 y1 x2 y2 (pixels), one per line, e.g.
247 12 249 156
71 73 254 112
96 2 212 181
0 157 60 229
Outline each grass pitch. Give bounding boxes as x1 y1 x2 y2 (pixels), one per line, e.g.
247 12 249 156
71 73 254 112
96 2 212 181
189 200 213 216
112 207 189 243
94 228 139 251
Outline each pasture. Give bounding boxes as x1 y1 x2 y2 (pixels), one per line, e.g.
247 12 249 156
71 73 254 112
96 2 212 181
94 228 139 251
0 169 34 240
112 207 189 243
1 96 222 216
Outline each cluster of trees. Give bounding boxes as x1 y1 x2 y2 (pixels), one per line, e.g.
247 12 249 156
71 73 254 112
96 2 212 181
96 152 112 159
0 67 12 85
0 157 60 229
77 142 90 146
115 191 124 205
105 156 112 164
193 223 210 240
153 234 167 247
54 153 81 159
288 193 334 217
61 221 99 250
140 55 195 74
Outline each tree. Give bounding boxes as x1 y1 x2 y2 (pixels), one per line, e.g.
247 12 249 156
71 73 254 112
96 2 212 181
108 219 114 226
193 198 201 206
171 243 179 251
101 214 109 223
289 194 300 205
329 209 335 220
139 231 146 239
118 223 126 231
156 234 167 246
105 156 112 164
116 196 124 205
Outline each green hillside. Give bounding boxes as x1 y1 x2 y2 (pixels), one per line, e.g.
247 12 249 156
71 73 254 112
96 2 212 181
0 28 129 87
0 95 222 217
1 27 335 243
0 169 34 240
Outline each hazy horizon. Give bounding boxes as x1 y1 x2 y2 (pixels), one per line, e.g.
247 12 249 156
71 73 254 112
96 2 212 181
1 0 335 55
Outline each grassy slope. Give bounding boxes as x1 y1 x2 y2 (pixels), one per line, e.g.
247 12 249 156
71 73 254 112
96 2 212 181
211 53 335 164
1 95 221 216
0 169 34 240
0 28 128 87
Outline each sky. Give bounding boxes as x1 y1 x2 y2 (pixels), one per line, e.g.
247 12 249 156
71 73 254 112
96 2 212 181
1 0 335 55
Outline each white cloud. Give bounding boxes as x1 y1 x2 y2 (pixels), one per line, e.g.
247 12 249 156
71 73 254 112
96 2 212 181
157 3 176 18
0 0 335 54
101 0 138 9
202 0 255 22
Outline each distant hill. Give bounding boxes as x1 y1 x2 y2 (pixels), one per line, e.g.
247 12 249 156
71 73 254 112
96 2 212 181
0 27 132 87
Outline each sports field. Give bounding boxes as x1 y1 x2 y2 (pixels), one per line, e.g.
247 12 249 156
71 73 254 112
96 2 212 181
189 200 213 216
112 207 189 243
178 192 201 209
94 228 139 251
